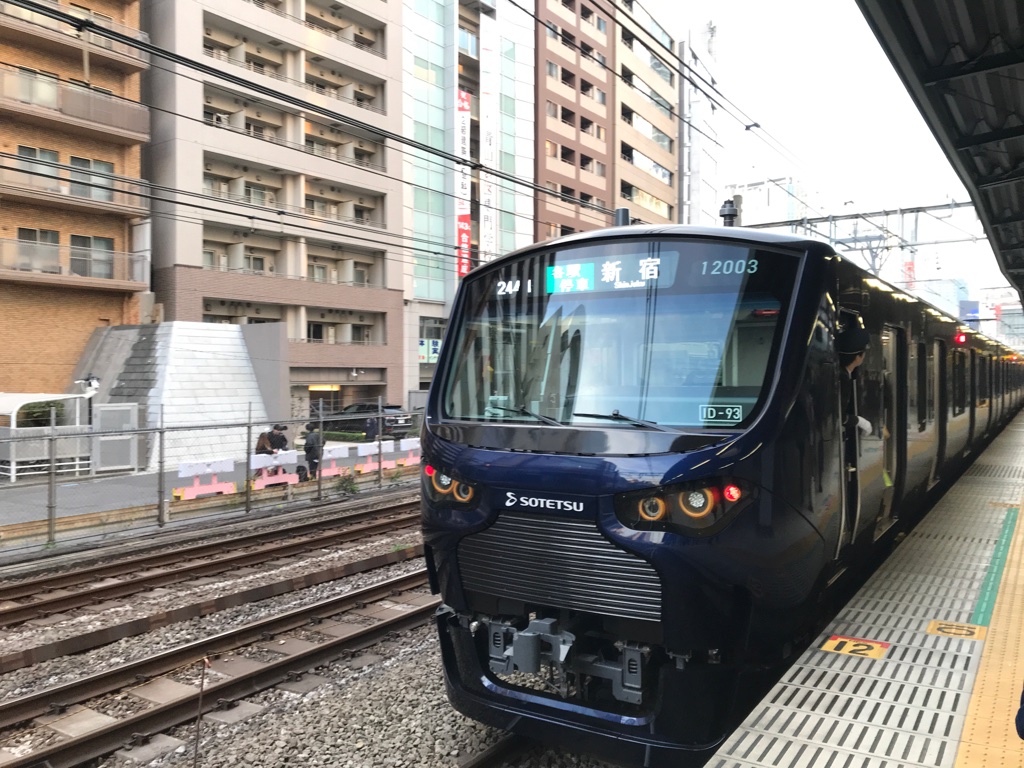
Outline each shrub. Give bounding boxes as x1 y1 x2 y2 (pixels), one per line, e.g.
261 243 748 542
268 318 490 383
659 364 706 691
323 431 365 442
18 400 65 428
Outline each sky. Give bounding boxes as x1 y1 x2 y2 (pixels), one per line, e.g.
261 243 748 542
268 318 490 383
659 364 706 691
633 0 1010 296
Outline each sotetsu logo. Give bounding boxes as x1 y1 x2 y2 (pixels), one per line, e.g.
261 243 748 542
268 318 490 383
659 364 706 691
505 492 584 512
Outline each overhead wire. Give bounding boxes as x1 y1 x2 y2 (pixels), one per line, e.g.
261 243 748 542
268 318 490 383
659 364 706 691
60 56 611 235
0 157 508 271
584 0 805 168
5 0 622 221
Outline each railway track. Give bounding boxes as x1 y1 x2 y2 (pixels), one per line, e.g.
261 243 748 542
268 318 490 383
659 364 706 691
0 501 420 628
0 570 438 768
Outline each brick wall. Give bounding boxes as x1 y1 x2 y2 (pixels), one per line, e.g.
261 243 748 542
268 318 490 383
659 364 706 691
0 283 137 392
0 117 142 181
0 200 129 251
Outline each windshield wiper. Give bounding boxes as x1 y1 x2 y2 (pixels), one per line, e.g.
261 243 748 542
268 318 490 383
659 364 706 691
489 405 563 427
572 410 673 432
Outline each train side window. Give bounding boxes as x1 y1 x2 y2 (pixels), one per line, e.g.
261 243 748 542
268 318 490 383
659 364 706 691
915 341 927 430
978 354 990 407
952 350 967 417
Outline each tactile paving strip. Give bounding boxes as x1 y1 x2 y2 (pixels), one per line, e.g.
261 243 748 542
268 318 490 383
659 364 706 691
710 416 1024 768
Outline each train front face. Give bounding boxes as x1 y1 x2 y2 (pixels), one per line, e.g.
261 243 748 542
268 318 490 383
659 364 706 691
421 230 824 766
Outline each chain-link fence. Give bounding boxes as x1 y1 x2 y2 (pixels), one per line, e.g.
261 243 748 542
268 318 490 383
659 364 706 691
0 406 424 552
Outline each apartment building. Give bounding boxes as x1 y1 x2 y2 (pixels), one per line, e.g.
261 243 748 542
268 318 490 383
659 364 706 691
679 24 722 226
535 0 615 239
536 0 678 239
402 0 535 394
143 0 406 417
0 0 151 393
613 0 677 226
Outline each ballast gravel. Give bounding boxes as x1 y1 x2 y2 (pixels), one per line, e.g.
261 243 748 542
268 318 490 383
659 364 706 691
94 626 615 768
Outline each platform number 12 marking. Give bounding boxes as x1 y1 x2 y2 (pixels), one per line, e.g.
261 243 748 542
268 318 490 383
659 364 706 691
820 634 890 659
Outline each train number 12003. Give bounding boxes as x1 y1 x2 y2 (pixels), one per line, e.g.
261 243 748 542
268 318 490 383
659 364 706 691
701 259 759 275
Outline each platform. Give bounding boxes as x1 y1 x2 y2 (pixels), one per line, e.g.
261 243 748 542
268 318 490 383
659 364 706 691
711 416 1024 767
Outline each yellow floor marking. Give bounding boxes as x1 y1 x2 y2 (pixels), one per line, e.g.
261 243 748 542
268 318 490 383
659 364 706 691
925 620 987 641
955 497 1024 767
819 634 890 659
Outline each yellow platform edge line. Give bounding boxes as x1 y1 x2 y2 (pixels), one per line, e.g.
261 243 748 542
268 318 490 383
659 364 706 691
955 492 1024 766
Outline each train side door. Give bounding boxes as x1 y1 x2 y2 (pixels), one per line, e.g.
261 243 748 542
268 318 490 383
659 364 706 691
930 339 947 488
968 349 977 445
873 325 904 539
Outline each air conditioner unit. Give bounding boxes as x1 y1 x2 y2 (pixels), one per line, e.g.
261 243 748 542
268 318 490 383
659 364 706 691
358 197 364 204
330 268 338 282
213 113 230 124
218 253 228 271
357 140 364 147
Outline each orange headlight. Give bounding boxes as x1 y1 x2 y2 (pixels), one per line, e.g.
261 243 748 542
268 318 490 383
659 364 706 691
637 496 667 521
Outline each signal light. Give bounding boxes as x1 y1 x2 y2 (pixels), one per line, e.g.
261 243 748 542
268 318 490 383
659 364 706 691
723 484 742 503
954 332 967 345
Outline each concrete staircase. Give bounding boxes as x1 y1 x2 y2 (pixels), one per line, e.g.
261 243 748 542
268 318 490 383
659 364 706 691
74 322 269 471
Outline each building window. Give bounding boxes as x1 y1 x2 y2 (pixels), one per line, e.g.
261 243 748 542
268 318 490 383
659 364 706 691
203 249 226 271
245 253 266 273
245 183 275 206
16 228 59 272
15 67 57 108
545 20 557 38
308 263 327 282
546 60 558 78
307 322 325 342
352 325 372 343
546 100 558 118
545 140 558 157
596 16 606 32
69 234 114 278
70 156 115 201
17 145 60 189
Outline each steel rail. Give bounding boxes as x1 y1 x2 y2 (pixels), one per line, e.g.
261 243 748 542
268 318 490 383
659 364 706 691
1 591 439 768
0 545 424 674
0 501 419 602
0 569 431 732
0 508 420 627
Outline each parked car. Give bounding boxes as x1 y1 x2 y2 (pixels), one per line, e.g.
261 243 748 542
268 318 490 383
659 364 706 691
325 403 412 438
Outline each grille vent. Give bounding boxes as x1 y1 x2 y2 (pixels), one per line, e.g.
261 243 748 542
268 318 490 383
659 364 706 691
458 513 662 621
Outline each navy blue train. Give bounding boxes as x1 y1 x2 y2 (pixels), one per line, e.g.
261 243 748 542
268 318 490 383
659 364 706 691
419 225 1024 766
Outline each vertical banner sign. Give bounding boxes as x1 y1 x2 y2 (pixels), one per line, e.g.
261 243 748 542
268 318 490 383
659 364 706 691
478 12 498 262
456 89 473 277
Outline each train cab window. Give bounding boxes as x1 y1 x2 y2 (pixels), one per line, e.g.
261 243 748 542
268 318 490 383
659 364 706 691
441 238 801 431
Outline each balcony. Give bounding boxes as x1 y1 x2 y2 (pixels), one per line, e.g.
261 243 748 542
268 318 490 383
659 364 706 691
0 66 148 144
288 337 393 368
0 153 148 216
235 0 387 58
0 0 149 71
202 48 386 115
305 206 386 229
0 238 148 292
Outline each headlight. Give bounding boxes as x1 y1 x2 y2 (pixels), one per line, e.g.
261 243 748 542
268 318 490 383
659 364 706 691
423 464 477 507
615 478 755 537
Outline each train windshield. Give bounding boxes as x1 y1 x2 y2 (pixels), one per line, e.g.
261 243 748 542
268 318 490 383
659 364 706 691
441 238 801 430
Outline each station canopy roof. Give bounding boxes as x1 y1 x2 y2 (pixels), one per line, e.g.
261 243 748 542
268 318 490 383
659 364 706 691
856 0 1024 301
